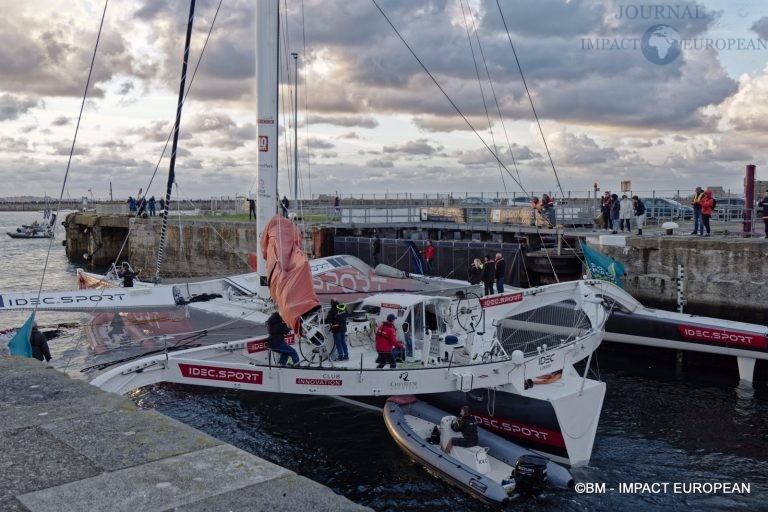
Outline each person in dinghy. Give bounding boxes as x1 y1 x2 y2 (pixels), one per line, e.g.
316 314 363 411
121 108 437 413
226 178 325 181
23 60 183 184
442 405 479 453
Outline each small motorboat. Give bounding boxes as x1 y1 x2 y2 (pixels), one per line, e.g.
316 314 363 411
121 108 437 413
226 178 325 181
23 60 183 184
6 221 54 239
383 396 574 506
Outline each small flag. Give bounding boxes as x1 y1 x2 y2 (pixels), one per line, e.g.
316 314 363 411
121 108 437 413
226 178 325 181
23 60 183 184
581 242 625 287
7 312 35 358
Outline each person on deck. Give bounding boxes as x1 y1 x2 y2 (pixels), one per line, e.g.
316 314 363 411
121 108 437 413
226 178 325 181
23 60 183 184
541 194 555 227
281 196 290 218
266 312 299 367
159 197 166 213
148 196 156 216
494 253 506 293
118 262 136 288
468 258 483 285
481 255 495 295
375 314 404 369
442 405 478 453
30 322 51 362
325 299 349 361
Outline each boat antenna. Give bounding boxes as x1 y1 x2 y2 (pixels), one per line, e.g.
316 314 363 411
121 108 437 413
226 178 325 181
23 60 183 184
155 0 197 282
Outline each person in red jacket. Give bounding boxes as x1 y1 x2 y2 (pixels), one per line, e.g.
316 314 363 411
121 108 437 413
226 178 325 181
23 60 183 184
699 189 715 237
422 240 435 275
375 314 404 368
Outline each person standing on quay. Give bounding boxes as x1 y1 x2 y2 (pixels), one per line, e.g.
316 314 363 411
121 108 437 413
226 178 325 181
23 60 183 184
600 191 612 231
248 198 256 220
610 194 621 234
422 240 435 275
619 194 633 232
372 233 381 267
494 252 506 293
700 189 714 236
31 323 52 362
690 186 705 235
632 196 646 236
758 191 768 238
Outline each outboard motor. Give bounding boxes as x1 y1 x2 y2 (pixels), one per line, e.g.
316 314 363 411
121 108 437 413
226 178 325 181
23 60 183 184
514 454 548 495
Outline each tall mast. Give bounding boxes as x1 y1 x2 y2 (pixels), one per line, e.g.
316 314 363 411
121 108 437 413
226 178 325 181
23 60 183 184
156 0 197 282
256 0 279 291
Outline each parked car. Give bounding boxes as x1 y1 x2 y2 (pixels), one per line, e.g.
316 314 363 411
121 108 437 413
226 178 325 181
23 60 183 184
460 197 498 222
641 198 693 220
460 197 499 206
713 197 744 221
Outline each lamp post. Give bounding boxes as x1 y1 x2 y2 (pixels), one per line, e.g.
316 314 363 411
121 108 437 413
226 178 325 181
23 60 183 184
291 52 298 203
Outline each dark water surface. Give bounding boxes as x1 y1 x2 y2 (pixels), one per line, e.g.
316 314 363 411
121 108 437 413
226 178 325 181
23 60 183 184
2 211 767 511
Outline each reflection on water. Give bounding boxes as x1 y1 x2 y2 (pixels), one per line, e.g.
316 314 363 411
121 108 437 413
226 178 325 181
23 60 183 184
1 211 767 511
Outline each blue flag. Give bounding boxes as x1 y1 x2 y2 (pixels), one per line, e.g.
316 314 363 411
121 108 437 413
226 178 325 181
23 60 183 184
403 241 425 275
7 312 34 357
581 242 625 287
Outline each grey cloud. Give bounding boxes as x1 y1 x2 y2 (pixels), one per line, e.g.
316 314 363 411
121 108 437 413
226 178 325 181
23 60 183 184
308 115 379 128
0 137 32 153
366 158 394 168
305 137 335 149
0 94 38 121
382 139 441 156
751 16 768 39
52 116 70 127
117 81 135 96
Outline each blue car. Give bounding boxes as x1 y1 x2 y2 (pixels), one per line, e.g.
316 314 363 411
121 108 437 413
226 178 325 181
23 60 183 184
641 198 693 220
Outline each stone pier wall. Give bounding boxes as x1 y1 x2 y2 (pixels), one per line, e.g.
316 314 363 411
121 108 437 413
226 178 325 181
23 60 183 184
129 218 259 278
593 236 768 313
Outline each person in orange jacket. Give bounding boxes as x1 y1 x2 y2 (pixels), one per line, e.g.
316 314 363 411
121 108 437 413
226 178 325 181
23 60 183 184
375 314 404 368
699 189 715 236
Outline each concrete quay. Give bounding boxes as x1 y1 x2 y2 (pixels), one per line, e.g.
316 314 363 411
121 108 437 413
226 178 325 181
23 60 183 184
0 357 370 512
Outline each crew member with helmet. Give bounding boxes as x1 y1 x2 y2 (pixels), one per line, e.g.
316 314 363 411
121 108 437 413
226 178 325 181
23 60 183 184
375 313 404 368
325 298 349 361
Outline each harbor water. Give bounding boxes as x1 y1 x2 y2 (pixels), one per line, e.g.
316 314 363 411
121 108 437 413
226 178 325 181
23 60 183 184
2 211 767 511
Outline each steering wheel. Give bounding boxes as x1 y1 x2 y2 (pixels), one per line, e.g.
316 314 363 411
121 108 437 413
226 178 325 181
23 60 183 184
455 292 484 332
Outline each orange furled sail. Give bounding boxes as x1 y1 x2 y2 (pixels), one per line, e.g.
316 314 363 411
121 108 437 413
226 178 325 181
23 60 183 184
260 215 321 334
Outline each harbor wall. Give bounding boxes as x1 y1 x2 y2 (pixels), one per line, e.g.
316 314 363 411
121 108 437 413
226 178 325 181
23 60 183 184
592 236 768 317
62 213 768 315
129 218 259 278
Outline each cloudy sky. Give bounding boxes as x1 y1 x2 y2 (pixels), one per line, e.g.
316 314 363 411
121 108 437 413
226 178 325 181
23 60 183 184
1 0 767 201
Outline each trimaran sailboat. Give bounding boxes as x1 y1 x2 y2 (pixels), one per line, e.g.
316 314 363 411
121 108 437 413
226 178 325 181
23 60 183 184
2 1 613 475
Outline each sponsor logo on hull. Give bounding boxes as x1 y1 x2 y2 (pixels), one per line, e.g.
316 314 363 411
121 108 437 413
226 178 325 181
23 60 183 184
296 377 342 386
179 363 263 384
472 411 565 448
479 293 523 309
246 333 296 354
677 325 768 349
0 293 127 308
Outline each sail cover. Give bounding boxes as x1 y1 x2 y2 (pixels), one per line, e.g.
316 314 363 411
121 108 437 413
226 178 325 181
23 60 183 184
260 215 321 333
